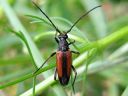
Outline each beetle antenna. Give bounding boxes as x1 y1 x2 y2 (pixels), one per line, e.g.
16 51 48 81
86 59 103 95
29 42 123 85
32 1 61 33
66 5 101 33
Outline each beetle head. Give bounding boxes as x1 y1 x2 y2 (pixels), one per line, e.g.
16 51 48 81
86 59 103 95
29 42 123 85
58 32 68 39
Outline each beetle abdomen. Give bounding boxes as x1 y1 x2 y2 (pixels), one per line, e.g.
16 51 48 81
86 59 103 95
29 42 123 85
56 50 72 85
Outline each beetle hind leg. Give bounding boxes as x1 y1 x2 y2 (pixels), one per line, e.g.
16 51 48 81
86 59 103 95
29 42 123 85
71 65 77 93
54 68 57 80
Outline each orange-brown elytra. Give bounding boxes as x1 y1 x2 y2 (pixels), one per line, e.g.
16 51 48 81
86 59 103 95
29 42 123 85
32 1 101 93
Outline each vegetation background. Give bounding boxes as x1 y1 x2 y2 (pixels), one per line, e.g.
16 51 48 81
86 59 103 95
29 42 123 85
0 0 128 96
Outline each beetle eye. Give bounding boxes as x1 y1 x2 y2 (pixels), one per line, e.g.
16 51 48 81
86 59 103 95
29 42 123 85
64 36 66 38
63 33 67 38
58 35 62 38
65 35 68 38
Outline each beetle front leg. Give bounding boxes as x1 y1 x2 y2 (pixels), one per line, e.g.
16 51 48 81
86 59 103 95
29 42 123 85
55 31 59 44
55 37 59 44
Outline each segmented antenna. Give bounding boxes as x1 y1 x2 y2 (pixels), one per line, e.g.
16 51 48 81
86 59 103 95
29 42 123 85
67 5 101 33
32 1 61 33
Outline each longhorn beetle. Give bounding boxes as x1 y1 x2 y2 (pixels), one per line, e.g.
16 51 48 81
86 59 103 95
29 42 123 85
32 1 101 92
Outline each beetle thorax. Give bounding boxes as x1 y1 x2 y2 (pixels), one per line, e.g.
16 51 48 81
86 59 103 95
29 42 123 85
58 34 69 51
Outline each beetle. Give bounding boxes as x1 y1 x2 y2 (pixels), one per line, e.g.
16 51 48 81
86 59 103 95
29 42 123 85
32 1 101 92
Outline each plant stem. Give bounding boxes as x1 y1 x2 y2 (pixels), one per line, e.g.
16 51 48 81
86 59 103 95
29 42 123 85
0 26 127 91
81 26 128 52
99 26 128 48
0 0 66 95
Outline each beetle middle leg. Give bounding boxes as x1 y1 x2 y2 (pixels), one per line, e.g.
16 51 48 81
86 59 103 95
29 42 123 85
33 52 56 74
71 65 77 93
71 50 80 55
54 68 57 80
68 40 75 45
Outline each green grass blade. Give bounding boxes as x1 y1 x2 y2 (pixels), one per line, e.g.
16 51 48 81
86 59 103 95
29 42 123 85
0 0 43 69
81 0 107 38
81 26 128 52
26 14 88 40
0 0 66 95
122 86 128 96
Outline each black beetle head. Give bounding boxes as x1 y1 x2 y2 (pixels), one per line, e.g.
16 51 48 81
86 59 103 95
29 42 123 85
58 32 68 39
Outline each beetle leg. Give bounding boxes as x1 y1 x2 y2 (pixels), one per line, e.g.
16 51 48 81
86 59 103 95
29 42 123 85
55 31 59 44
55 37 59 44
68 40 75 45
71 65 77 93
33 52 56 74
54 68 57 80
71 51 80 55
